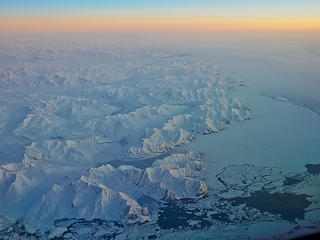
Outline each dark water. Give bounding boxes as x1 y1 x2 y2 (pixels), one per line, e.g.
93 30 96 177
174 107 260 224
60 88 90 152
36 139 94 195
283 177 303 186
52 218 124 240
230 191 311 222
305 164 320 175
157 199 211 230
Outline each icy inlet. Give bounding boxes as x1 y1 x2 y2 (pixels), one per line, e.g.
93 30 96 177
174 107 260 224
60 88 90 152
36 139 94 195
0 45 250 233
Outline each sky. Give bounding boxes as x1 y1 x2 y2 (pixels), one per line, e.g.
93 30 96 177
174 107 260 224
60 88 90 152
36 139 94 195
0 0 320 33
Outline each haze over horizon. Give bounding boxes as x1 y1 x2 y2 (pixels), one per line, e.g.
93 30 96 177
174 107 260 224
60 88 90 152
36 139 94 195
1 0 320 33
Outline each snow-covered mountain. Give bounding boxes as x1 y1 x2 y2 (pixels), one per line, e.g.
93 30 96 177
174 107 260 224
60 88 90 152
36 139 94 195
0 45 250 233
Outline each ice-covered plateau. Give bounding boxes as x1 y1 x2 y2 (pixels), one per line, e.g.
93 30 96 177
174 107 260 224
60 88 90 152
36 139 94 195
0 45 250 232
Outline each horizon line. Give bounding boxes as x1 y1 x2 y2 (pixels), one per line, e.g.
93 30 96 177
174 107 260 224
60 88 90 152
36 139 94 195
1 16 320 33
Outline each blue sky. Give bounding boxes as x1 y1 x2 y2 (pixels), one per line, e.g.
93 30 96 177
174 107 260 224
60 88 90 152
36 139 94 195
1 0 319 32
1 0 319 16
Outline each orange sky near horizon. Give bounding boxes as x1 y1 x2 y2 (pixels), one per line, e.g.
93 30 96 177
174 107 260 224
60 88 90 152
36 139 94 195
1 14 320 33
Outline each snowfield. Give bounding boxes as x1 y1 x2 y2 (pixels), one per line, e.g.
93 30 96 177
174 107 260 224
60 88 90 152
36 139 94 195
0 44 250 233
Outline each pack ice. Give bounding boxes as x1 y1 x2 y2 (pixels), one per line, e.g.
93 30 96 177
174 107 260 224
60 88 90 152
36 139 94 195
0 45 250 231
